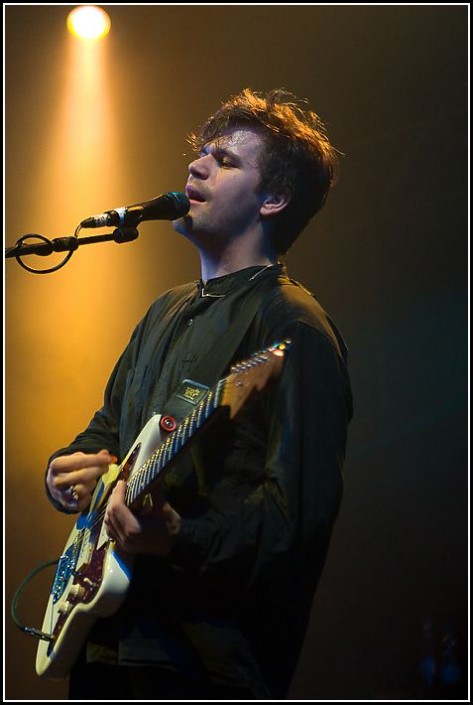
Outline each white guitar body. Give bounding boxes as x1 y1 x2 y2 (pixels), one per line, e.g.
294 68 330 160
36 414 166 679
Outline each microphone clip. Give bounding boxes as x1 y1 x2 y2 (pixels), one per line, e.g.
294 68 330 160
111 226 139 244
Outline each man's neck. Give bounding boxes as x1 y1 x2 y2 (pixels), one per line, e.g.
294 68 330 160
199 254 276 282
198 233 278 282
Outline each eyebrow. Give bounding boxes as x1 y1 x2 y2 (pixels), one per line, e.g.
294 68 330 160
201 144 242 166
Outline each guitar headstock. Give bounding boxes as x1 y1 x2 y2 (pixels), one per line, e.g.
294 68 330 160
221 340 291 419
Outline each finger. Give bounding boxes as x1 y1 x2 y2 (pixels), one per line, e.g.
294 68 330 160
105 479 123 505
107 481 129 520
49 450 117 474
51 469 100 495
105 482 137 541
104 508 126 544
104 481 123 530
49 451 118 492
61 465 110 488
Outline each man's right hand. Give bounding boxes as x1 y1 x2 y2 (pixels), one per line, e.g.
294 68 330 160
46 449 117 513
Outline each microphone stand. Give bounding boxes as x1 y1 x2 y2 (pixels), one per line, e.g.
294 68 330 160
5 226 140 274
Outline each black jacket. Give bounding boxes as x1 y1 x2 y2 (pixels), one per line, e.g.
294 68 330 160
48 264 352 698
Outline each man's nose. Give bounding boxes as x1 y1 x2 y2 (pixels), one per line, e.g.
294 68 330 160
188 154 210 179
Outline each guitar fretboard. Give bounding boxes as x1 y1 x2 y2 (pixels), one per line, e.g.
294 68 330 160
125 380 225 508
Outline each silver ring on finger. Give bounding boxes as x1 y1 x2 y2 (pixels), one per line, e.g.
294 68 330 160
66 485 79 502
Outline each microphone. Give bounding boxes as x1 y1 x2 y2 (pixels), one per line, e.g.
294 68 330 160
80 191 190 228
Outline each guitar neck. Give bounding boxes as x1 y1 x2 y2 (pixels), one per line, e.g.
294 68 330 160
125 380 225 510
124 340 289 511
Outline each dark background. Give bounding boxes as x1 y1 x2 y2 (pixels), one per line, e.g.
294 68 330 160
5 5 468 700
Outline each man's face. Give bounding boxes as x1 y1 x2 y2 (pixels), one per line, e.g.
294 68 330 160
173 127 268 248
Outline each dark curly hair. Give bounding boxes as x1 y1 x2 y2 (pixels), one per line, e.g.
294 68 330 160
189 88 339 255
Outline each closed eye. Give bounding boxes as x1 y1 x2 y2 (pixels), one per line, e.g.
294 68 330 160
200 145 238 168
217 156 233 168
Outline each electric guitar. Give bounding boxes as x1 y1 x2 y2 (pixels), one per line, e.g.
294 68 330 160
35 341 290 679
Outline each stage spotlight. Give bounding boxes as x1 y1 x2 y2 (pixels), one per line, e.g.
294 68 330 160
67 5 111 40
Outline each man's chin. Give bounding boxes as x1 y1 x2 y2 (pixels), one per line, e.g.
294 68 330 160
172 214 192 236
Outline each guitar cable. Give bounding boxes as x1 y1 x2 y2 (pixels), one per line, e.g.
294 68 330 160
11 559 59 641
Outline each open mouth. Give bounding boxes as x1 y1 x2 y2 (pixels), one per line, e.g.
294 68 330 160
186 185 206 203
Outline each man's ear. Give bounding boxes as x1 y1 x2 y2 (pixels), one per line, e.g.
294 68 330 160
260 192 290 217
